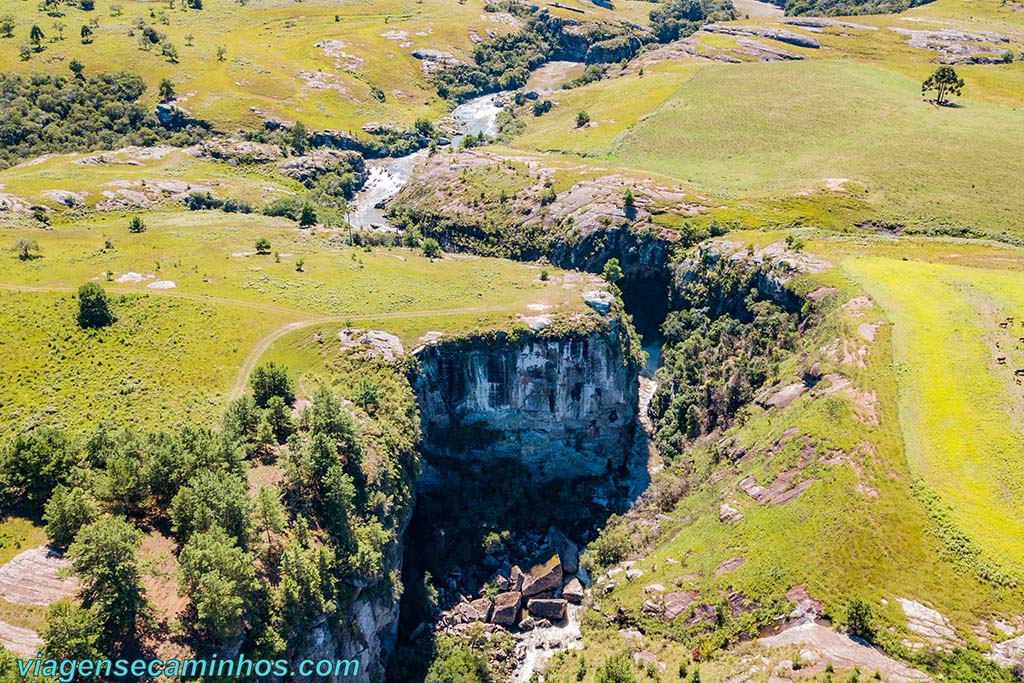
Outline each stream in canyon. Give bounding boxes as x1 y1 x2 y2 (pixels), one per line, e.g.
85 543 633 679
345 94 504 230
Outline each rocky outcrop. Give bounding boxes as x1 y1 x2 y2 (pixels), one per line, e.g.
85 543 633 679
412 312 641 483
704 24 820 48
391 149 699 279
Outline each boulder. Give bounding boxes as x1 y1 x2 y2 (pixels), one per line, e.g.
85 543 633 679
625 569 644 581
663 590 699 621
562 577 585 604
469 597 493 622
527 598 567 621
521 555 563 597
490 591 522 626
509 565 525 592
547 527 579 574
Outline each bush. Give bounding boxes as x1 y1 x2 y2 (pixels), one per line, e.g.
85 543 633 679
255 238 271 255
844 598 875 641
532 99 553 116
595 655 636 683
128 216 145 233
422 238 442 259
576 110 591 128
76 282 116 328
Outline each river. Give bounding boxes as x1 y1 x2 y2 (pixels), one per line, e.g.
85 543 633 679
345 93 504 230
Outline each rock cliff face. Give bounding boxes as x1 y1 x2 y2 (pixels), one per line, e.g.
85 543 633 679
293 513 410 683
412 317 641 483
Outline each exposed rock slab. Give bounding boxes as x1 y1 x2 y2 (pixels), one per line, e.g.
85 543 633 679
0 546 77 606
705 23 820 48
491 591 522 626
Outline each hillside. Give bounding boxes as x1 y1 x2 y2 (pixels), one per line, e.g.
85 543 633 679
1 0 1024 679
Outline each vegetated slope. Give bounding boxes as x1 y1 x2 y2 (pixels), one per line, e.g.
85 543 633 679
549 234 1024 682
846 256 1024 576
770 0 935 18
521 59 1024 236
0 0 636 133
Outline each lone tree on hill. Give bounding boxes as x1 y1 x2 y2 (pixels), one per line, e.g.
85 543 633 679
298 204 317 227
922 66 964 106
255 237 271 254
77 282 116 328
30 24 44 49
158 78 174 101
13 238 40 261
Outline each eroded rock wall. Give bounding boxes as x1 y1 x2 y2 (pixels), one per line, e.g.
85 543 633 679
412 318 641 483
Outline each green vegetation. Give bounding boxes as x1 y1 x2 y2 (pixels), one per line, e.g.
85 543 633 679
922 65 965 105
0 71 203 168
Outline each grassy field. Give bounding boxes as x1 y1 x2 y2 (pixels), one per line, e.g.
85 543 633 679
516 60 1024 235
0 209 595 433
0 0 643 132
846 256 1024 574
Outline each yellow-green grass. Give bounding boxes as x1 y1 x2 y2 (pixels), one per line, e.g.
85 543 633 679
0 148 302 212
845 255 1024 574
520 60 1024 235
0 0 637 133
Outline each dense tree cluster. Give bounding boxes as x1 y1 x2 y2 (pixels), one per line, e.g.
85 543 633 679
649 0 735 43
0 360 419 666
768 0 933 15
0 70 204 168
649 257 799 459
432 18 554 102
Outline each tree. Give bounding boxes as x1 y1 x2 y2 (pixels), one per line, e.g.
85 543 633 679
160 40 178 63
216 44 226 61
0 16 15 38
184 32 193 46
576 110 590 128
298 204 317 227
77 282 116 328
0 427 79 511
422 238 442 259
158 78 174 101
845 597 875 641
254 487 286 548
250 362 294 407
255 237 271 254
623 187 635 210
41 603 103 662
128 215 146 233
177 526 257 647
295 258 305 272
12 238 40 261
602 257 624 283
44 485 98 549
68 58 84 78
169 470 252 546
52 20 65 40
289 121 307 154
30 24 44 49
80 24 92 43
68 516 154 651
922 66 964 106
19 43 30 60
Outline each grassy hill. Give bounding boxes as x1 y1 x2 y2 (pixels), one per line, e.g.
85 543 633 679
542 233 1024 682
507 0 1024 237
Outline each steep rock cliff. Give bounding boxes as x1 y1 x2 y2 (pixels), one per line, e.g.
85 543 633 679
412 314 642 483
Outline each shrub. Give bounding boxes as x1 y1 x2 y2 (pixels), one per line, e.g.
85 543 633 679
255 238 271 255
77 282 116 328
844 598 875 641
576 110 590 128
422 238 442 259
128 216 146 233
12 238 40 261
596 655 636 683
